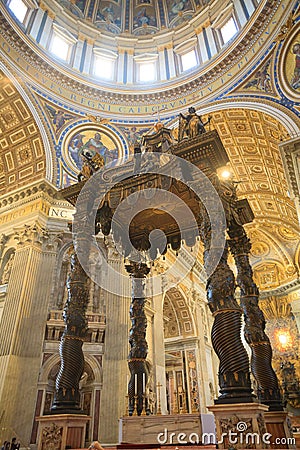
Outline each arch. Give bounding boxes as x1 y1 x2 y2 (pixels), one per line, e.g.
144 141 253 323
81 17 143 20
163 286 196 338
197 100 300 137
0 62 54 183
39 352 103 385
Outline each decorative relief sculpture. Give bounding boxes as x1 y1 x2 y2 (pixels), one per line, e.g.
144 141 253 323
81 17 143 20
41 423 62 450
178 107 211 141
0 252 14 284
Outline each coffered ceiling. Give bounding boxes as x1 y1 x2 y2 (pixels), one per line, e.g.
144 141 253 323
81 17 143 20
0 70 46 195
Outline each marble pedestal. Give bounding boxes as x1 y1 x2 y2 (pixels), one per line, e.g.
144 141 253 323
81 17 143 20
264 411 296 449
36 414 91 450
208 403 269 449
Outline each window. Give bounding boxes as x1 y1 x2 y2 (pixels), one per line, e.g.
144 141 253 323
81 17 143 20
174 38 198 75
134 53 158 83
49 24 77 62
139 62 156 82
50 35 70 60
94 56 115 79
8 0 28 23
181 49 197 72
220 17 238 44
93 48 117 80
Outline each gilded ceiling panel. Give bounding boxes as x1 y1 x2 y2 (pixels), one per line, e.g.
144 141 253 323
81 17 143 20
163 288 194 338
211 108 300 290
211 109 296 220
0 70 46 195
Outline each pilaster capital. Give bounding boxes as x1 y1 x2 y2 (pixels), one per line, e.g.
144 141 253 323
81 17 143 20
105 236 121 262
13 223 63 251
47 10 55 19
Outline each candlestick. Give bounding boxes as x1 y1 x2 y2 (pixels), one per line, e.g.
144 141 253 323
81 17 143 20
135 373 137 394
142 373 145 394
156 381 162 415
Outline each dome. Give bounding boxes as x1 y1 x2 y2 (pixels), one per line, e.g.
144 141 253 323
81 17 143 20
2 0 262 91
52 0 214 36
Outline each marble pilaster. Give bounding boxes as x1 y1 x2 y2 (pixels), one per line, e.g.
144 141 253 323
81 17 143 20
0 224 61 445
290 294 300 333
151 291 167 414
99 239 130 444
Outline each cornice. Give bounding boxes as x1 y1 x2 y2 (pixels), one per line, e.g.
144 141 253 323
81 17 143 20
259 278 300 299
0 179 72 213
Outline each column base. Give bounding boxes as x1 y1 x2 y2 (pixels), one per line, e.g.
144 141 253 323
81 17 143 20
264 411 296 449
36 414 91 450
50 388 83 415
208 402 269 449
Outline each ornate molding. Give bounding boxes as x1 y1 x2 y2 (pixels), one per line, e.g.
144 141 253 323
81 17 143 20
0 181 59 211
13 222 63 251
259 277 300 299
279 138 300 200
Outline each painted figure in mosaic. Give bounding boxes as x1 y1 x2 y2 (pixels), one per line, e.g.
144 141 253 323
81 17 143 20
171 0 189 14
291 42 300 89
69 133 85 169
45 104 74 134
79 132 108 160
133 5 156 29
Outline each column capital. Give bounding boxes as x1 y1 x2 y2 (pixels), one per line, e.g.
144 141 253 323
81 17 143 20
125 261 150 278
14 223 49 248
13 223 64 252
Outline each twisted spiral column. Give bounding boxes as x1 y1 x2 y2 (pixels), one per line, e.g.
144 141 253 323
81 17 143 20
200 204 253 403
228 224 283 411
51 202 92 414
125 262 150 416
51 252 89 413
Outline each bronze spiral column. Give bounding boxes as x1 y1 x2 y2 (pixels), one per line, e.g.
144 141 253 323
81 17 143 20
199 204 254 403
228 224 283 411
51 200 92 414
51 252 89 413
125 261 150 416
